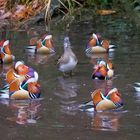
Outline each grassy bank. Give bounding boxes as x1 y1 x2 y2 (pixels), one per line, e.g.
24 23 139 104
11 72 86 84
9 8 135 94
0 0 139 29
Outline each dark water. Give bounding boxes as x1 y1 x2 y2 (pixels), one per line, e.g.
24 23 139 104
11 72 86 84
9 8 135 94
0 15 140 140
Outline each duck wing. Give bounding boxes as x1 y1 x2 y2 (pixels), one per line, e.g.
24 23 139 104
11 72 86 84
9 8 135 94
57 54 69 65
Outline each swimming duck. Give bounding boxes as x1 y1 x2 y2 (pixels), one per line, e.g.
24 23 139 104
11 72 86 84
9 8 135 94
0 61 41 99
92 60 114 80
79 88 123 112
26 34 55 54
57 37 78 76
0 40 15 64
85 33 115 54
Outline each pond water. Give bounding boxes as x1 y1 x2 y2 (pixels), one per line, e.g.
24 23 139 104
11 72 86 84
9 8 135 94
0 15 140 140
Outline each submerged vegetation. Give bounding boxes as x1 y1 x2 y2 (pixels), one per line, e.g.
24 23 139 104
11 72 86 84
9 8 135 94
0 0 139 29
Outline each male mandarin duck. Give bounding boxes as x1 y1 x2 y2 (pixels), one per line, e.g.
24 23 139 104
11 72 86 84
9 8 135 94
0 40 15 64
92 60 114 80
26 34 55 54
57 37 78 76
0 61 41 99
79 88 123 112
85 33 116 53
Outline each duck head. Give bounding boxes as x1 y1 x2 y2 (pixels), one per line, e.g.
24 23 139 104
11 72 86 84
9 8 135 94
36 34 54 50
44 35 54 49
88 33 100 47
92 60 107 80
2 40 12 55
42 35 54 48
15 61 29 76
91 88 123 111
63 37 71 50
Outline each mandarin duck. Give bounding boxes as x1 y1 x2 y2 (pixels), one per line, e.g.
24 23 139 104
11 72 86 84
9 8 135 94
0 61 40 99
92 60 114 80
0 40 15 64
57 37 78 76
79 88 123 112
26 34 55 54
85 33 116 53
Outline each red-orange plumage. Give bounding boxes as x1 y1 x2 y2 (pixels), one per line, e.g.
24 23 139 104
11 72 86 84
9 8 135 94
9 80 20 92
102 40 109 50
107 60 113 69
29 37 38 45
91 89 103 106
45 39 53 48
98 65 107 77
36 41 42 49
6 69 15 84
109 91 121 103
27 82 40 93
88 38 97 47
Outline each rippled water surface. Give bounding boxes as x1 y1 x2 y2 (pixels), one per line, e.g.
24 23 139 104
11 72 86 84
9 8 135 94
0 15 140 140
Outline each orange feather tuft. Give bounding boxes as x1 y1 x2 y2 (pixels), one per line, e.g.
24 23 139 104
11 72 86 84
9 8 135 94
91 89 103 106
98 65 107 77
6 69 15 84
29 37 38 45
27 82 40 93
88 38 97 47
9 80 20 92
101 40 109 50
107 60 113 69
109 91 122 103
45 39 53 48
36 40 42 49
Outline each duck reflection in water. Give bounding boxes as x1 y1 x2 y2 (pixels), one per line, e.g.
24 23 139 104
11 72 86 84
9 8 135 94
93 79 113 94
0 63 13 77
91 111 122 132
87 52 114 65
6 99 42 125
0 64 13 88
54 77 80 115
26 53 55 64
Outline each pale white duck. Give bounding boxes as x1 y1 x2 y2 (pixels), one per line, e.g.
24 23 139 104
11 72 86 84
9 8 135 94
57 37 78 76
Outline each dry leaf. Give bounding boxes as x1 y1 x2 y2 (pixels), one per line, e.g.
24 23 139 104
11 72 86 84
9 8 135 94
96 10 116 15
